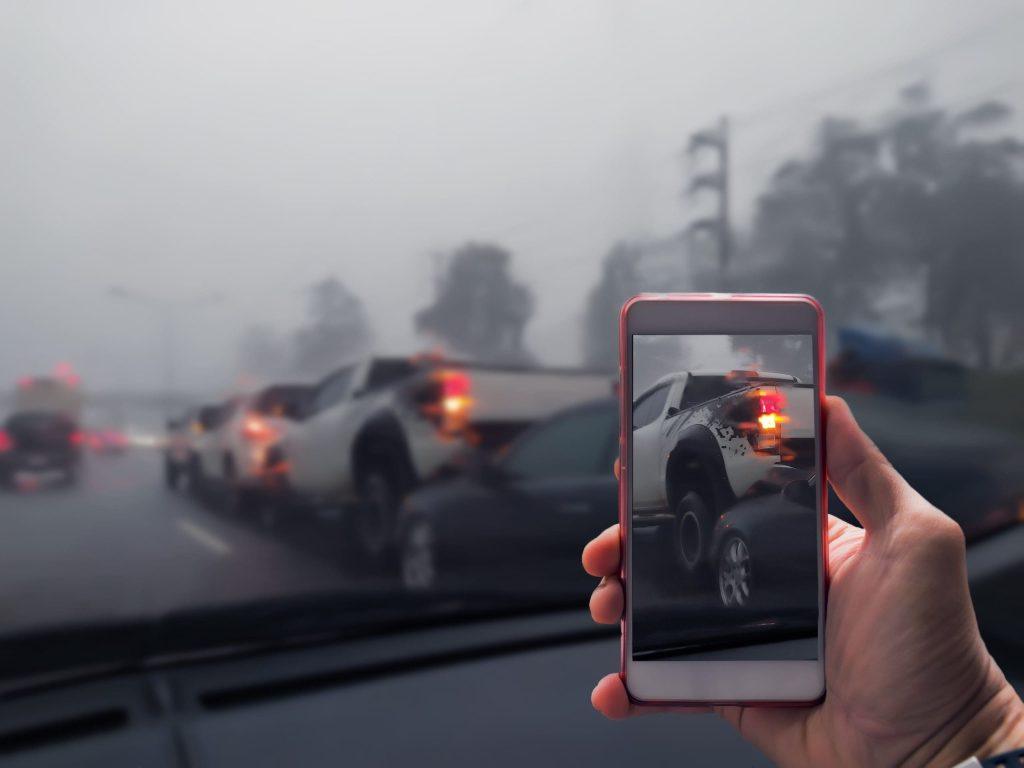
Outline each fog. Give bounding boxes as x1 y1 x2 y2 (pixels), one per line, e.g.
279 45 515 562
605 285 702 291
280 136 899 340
2 0 1022 394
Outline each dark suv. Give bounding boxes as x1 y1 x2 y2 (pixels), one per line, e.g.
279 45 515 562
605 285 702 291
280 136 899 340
0 411 83 488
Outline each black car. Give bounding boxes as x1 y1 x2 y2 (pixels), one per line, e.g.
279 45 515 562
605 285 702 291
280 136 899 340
0 411 83 489
710 476 819 611
397 399 618 598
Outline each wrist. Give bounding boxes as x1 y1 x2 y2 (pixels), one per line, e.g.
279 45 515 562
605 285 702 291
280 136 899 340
927 682 1024 767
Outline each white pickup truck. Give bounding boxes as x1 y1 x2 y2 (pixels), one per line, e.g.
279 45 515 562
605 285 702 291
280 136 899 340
632 369 815 571
281 356 613 558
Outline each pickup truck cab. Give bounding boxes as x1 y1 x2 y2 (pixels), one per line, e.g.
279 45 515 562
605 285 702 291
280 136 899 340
632 369 814 571
283 356 613 558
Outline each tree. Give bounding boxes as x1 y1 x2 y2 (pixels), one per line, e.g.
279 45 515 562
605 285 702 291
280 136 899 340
414 242 534 363
743 83 1024 368
582 243 643 369
872 85 1024 368
292 277 372 377
736 117 885 332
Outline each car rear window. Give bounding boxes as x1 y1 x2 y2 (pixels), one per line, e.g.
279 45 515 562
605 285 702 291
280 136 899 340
5 412 75 432
252 386 311 418
364 360 417 392
680 377 745 409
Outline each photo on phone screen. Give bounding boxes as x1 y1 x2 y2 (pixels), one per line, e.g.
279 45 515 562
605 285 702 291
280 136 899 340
630 333 820 661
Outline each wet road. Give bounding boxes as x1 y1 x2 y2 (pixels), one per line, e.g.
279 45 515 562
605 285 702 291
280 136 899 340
0 449 367 636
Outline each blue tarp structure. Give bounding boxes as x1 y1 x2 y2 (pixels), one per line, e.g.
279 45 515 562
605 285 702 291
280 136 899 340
837 327 945 364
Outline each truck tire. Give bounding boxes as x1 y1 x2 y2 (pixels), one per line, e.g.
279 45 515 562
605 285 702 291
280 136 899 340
672 489 714 573
60 463 79 489
223 457 260 517
187 455 205 498
400 516 437 592
356 464 400 560
164 459 180 490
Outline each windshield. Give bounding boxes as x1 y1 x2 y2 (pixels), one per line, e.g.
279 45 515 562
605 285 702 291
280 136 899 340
2 1 1024 684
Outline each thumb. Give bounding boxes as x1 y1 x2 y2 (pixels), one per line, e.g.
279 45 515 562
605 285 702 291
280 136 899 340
825 396 928 533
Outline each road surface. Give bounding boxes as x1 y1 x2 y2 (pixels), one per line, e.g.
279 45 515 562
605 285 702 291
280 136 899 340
0 449 373 636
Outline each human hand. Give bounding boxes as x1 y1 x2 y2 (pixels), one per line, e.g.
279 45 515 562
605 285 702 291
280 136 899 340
583 396 1024 767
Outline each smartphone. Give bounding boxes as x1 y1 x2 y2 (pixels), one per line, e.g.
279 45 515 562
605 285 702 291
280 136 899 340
619 293 826 705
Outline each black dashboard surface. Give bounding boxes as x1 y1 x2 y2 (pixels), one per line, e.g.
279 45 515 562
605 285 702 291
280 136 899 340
1 616 767 767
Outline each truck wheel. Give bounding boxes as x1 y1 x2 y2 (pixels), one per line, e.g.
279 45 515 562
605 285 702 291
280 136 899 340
187 456 204 498
226 483 262 517
718 534 753 608
164 460 180 490
60 464 79 488
400 517 437 592
357 465 400 560
223 457 259 516
673 490 713 573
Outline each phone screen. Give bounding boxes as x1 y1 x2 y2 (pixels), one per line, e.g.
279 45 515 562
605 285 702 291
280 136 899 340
630 333 820 661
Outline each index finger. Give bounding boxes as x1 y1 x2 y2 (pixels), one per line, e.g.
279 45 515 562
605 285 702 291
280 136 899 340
582 524 621 577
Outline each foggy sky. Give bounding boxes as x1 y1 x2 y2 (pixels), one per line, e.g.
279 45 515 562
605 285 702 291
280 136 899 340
3 0 1022 394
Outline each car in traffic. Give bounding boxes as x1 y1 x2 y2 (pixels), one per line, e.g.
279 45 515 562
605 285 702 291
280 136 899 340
632 369 814 573
283 356 613 559
0 411 83 489
164 407 200 490
189 385 313 514
709 475 818 609
164 404 227 492
397 399 618 595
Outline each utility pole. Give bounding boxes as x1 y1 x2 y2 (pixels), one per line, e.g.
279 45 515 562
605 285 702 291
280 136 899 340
686 116 731 283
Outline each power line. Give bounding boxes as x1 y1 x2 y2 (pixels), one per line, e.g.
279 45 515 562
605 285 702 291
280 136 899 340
733 10 1024 128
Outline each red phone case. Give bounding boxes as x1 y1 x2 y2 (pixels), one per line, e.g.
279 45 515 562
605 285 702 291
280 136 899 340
617 293 828 707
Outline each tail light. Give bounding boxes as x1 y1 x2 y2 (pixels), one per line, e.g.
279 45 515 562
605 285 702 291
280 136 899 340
418 369 473 436
70 430 86 447
0 430 11 452
241 415 278 443
441 370 471 414
752 388 785 453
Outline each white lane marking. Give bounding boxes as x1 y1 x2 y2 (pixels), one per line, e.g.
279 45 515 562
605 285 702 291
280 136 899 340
176 519 232 556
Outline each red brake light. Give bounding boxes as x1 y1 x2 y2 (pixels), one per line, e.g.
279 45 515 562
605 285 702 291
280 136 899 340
441 370 470 397
70 430 85 447
441 370 472 414
757 389 785 416
0 430 11 452
241 415 278 443
753 388 785 453
419 370 474 436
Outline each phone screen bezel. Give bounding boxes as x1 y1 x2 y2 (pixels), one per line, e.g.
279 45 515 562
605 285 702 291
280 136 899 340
620 294 827 705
